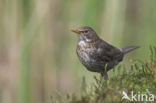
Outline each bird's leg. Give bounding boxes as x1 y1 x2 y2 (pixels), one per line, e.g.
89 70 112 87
101 64 109 80
101 72 108 80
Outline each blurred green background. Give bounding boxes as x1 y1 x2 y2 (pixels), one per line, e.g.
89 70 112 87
0 0 156 103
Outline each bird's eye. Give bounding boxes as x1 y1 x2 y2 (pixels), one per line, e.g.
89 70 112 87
84 31 88 33
80 30 88 34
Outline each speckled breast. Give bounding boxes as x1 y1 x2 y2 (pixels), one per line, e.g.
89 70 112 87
76 41 104 72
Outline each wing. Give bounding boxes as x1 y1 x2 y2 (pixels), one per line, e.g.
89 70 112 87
96 39 123 63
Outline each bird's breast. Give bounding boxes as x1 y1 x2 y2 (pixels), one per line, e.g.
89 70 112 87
77 42 97 63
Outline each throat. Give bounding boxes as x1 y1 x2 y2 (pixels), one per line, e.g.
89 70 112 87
78 40 87 47
78 38 99 47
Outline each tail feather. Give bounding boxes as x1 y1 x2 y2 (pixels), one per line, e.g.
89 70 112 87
121 46 140 54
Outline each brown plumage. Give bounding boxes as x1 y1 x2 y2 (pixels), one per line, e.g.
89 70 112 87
72 26 140 79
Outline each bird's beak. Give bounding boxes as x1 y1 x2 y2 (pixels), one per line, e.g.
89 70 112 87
71 29 80 34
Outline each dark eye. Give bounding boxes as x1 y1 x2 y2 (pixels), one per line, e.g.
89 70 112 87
80 30 88 34
84 30 88 33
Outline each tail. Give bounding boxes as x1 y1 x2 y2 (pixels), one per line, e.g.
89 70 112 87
120 46 140 54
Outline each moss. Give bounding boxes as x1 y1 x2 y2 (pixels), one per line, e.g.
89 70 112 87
51 46 156 103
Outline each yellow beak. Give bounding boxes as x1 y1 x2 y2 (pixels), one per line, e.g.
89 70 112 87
71 29 80 34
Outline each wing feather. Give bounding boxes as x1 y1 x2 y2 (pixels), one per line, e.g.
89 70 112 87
96 40 123 63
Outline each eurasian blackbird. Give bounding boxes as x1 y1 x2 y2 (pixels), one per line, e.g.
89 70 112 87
72 26 139 79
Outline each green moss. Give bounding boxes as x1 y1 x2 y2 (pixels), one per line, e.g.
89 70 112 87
51 46 156 103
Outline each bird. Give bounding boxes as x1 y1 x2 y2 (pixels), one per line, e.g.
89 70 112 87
71 26 140 79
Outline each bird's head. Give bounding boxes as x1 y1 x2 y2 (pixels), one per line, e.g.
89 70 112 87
71 26 99 42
